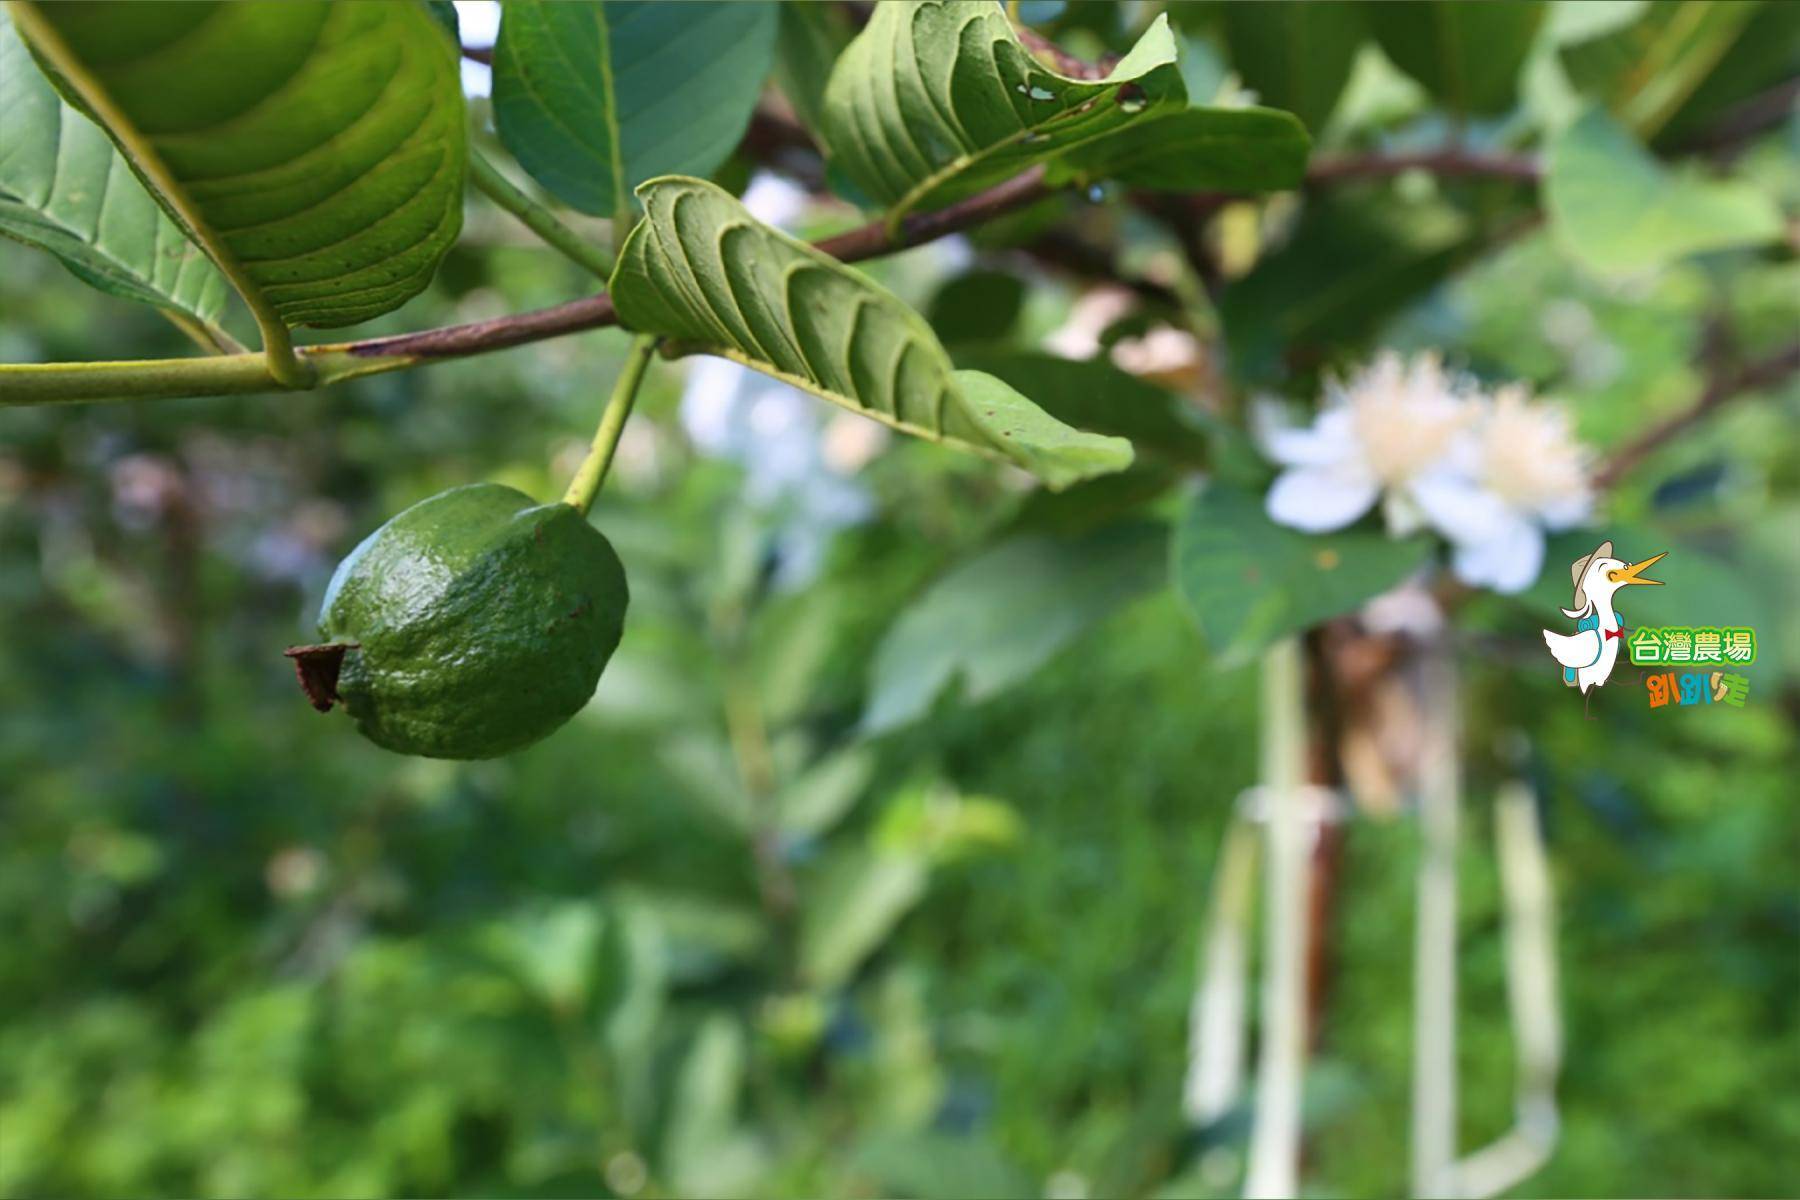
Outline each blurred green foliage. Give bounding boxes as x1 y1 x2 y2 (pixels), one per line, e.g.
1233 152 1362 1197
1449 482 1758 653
3 2 1797 1198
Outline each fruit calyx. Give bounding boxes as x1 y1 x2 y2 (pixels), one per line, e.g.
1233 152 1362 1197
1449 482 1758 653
284 642 359 712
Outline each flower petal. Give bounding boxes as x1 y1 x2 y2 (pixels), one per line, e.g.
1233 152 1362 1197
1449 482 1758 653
1253 401 1356 467
1266 464 1379 532
1408 471 1512 545
1451 511 1545 594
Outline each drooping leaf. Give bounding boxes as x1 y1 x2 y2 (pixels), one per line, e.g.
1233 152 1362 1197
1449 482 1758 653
954 351 1216 466
862 522 1167 733
0 9 232 336
1558 0 1768 139
1052 105 1310 192
13 1 466 329
1221 1 1364 134
609 176 1133 488
1173 481 1433 666
774 0 854 137
1545 108 1783 275
492 1 777 222
818 1 1184 217
1365 1 1547 118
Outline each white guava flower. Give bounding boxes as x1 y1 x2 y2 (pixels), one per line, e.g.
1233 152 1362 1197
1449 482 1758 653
1260 353 1596 596
1259 351 1478 534
1419 386 1594 594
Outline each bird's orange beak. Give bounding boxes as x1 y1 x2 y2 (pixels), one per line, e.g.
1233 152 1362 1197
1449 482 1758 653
1608 551 1666 587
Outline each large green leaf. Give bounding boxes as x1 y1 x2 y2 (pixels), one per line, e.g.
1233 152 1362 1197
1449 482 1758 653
492 1 777 221
862 522 1167 733
14 1 465 329
1545 109 1783 275
774 0 854 137
1221 2 1363 134
1220 193 1480 385
818 1 1183 216
1559 0 1767 139
1052 105 1310 192
0 9 231 337
1365 1 1547 118
609 176 1133 489
1174 482 1432 666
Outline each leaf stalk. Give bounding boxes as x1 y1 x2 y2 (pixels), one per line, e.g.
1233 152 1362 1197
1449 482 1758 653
469 150 616 279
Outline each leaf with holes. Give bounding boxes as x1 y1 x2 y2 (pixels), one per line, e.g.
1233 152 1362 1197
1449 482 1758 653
1174 482 1433 666
608 176 1133 489
818 0 1183 218
0 9 234 343
492 1 777 222
12 1 466 330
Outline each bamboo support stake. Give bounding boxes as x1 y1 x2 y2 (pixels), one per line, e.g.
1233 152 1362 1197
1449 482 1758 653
1452 782 1563 1198
1184 812 1259 1126
1410 644 1461 1198
1243 638 1311 1199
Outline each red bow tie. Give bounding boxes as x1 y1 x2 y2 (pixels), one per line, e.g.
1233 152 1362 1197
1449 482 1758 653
1604 626 1624 641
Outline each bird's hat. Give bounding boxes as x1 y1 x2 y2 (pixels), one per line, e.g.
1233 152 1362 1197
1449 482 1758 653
1569 539 1612 611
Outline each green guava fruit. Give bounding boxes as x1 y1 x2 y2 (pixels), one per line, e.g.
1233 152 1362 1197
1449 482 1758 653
292 483 628 760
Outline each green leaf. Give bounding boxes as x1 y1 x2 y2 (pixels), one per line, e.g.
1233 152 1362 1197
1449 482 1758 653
855 1133 1036 1200
1220 193 1479 386
799 848 928 988
862 522 1167 733
819 1 1183 217
953 351 1216 466
779 747 877 839
1052 105 1310 192
1558 0 1765 139
0 10 232 337
1221 2 1364 134
14 1 466 330
1365 1 1547 117
926 268 1027 345
663 1017 764 1199
1545 108 1783 275
609 176 1133 488
1173 482 1432 666
492 1 777 221
775 0 854 137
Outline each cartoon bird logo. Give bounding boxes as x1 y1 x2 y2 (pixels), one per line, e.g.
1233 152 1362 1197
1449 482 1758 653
1542 540 1665 718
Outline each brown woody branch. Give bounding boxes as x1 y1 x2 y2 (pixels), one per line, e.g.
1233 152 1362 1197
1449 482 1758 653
351 166 1053 361
1593 340 1800 490
1305 148 1542 185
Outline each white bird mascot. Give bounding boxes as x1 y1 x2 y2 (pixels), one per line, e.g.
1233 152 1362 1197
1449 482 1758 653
1542 540 1665 718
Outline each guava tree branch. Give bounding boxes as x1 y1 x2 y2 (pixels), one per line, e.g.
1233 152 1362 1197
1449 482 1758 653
1594 339 1800 490
1305 148 1541 185
0 166 1052 407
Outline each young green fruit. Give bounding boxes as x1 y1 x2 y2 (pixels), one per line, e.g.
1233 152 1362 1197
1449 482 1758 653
293 483 627 759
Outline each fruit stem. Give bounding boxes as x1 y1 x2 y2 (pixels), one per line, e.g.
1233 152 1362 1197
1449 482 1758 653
562 335 658 515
